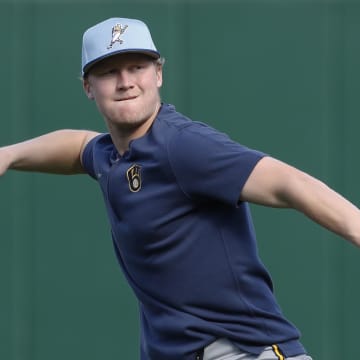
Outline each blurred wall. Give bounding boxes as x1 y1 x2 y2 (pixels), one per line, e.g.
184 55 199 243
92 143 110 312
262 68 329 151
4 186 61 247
0 1 359 359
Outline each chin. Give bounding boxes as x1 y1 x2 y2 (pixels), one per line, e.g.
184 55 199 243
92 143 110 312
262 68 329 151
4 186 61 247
111 116 149 131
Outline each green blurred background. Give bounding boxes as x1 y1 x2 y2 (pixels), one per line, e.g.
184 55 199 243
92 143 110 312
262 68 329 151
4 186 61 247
0 0 359 359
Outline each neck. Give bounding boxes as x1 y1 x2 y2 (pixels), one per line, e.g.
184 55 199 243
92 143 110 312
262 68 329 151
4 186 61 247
108 102 161 155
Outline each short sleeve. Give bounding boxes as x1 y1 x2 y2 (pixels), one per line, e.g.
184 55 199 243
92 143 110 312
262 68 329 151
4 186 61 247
81 133 109 179
168 123 266 206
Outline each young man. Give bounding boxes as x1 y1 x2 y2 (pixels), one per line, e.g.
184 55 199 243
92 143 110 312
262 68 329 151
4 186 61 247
1 17 359 360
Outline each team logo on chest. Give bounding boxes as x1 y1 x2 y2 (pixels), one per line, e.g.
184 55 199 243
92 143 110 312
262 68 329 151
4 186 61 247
126 164 142 192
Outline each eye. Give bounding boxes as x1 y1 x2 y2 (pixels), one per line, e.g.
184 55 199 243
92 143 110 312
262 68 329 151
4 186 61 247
129 62 149 72
104 68 117 75
130 64 143 72
93 67 117 76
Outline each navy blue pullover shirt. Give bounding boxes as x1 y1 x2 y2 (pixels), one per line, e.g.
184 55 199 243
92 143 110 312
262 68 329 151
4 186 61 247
82 104 306 360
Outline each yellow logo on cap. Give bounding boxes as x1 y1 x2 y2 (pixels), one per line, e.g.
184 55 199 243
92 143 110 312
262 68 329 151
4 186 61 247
107 23 128 49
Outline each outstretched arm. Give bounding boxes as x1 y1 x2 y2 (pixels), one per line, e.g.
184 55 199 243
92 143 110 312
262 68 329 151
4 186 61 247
0 129 100 176
240 156 360 247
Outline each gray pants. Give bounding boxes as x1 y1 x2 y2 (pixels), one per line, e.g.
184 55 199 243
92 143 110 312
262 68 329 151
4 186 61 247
203 338 313 360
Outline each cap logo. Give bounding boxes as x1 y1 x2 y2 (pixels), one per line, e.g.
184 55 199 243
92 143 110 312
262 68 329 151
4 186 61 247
126 164 142 192
107 23 128 49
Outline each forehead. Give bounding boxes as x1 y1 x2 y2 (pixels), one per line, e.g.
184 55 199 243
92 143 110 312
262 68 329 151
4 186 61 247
89 53 155 71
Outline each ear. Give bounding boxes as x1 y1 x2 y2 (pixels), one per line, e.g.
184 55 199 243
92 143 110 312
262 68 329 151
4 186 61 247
156 66 163 88
83 78 95 100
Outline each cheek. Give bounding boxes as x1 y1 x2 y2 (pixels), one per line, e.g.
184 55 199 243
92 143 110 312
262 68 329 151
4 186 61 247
93 84 114 103
92 86 112 111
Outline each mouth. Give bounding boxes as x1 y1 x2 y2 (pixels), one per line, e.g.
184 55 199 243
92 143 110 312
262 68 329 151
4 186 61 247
116 95 138 102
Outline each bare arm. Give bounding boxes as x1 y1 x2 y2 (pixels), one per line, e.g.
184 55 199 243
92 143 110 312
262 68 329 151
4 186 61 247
0 129 100 176
240 156 360 247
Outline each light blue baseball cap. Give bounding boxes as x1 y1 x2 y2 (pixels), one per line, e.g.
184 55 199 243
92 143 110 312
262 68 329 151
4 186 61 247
81 17 160 76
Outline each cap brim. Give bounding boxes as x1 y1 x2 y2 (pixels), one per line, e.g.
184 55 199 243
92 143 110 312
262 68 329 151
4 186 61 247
82 49 160 76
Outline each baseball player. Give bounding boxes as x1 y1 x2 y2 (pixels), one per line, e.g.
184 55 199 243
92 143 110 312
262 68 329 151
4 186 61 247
1 17 360 360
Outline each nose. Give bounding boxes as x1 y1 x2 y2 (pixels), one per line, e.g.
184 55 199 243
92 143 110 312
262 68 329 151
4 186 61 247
116 69 134 90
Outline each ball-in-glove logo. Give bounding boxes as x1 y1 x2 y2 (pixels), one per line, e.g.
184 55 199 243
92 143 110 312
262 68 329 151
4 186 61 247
126 164 142 192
